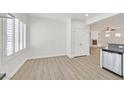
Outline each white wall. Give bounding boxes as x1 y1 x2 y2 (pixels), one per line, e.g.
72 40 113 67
0 18 2 67
90 14 124 47
66 17 72 57
28 16 66 58
100 30 124 47
12 13 28 24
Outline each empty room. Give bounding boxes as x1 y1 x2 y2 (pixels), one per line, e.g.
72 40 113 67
0 13 124 80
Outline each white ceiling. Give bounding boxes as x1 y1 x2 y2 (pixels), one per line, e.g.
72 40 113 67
28 13 100 22
90 13 124 31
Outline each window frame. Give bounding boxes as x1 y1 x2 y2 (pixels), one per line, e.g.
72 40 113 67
2 14 27 63
14 18 20 53
6 17 14 56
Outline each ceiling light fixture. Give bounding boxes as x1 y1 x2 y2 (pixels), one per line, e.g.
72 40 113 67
105 34 110 37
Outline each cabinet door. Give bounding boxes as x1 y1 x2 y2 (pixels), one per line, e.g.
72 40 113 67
107 52 113 70
102 51 109 68
102 51 122 76
112 53 122 75
102 51 113 70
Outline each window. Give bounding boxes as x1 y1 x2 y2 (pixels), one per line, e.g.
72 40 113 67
6 16 14 56
5 14 26 57
23 24 26 48
15 18 19 52
20 21 23 50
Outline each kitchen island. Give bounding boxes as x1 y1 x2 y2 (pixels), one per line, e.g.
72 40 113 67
100 44 124 78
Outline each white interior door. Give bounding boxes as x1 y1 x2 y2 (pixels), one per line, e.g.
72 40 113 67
73 26 89 57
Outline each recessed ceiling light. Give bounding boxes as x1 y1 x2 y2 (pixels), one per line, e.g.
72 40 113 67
85 13 89 16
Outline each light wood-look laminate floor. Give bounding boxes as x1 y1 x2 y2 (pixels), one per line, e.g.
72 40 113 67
11 48 122 80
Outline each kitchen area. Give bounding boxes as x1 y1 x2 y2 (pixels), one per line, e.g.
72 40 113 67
90 13 124 79
100 44 124 77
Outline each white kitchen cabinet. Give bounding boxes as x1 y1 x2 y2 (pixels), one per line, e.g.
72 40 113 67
102 50 122 76
102 51 109 68
102 51 113 70
112 53 122 75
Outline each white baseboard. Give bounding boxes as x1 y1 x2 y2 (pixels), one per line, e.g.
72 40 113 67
3 60 26 80
27 54 66 59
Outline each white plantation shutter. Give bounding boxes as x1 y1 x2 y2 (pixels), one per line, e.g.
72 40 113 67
6 18 14 56
14 18 19 52
23 24 26 48
4 14 27 58
20 21 23 50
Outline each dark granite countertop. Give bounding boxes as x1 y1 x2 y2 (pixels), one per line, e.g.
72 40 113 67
102 48 124 54
102 44 124 54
